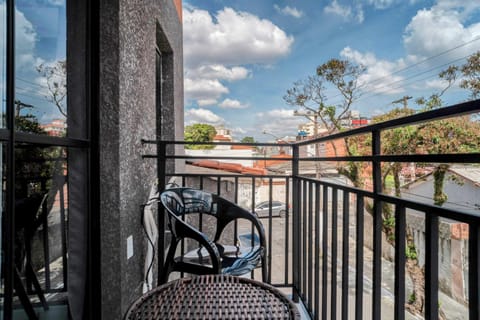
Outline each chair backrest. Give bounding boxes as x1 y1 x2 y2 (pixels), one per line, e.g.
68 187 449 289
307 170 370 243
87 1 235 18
160 187 266 245
160 188 216 239
160 188 214 216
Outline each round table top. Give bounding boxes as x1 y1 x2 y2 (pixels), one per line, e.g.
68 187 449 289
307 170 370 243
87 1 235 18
124 274 300 319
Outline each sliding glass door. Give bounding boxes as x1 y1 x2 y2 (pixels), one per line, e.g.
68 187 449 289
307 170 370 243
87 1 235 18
1 1 92 318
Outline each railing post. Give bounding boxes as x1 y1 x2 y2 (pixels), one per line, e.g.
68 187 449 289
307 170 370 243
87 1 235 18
292 144 300 302
425 212 439 320
157 140 167 286
469 223 480 320
372 129 382 320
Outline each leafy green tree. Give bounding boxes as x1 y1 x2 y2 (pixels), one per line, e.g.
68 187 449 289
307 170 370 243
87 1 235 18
240 136 256 144
369 56 480 316
415 53 480 206
286 53 480 318
460 51 480 99
184 123 217 149
15 115 48 196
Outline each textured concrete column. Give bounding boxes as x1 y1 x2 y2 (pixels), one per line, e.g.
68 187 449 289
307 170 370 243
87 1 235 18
99 0 183 318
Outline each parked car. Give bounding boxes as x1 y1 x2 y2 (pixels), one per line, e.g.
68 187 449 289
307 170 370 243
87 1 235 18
253 200 287 218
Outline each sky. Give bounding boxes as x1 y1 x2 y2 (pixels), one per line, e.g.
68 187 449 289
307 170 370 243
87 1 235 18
1 0 67 125
182 0 480 142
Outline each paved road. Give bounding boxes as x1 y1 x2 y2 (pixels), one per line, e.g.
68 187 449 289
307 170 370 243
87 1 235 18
247 213 468 320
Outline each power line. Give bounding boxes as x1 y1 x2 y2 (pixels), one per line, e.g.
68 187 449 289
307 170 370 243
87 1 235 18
358 36 480 89
327 53 472 108
324 38 480 105
17 77 47 89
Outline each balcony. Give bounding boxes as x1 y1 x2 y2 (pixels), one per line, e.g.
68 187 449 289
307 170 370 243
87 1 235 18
142 100 480 320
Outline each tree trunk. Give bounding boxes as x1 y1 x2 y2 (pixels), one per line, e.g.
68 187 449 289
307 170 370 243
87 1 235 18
433 164 449 206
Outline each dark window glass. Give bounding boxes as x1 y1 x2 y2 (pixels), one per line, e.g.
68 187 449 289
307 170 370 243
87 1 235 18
0 143 4 313
14 144 68 315
0 0 5 313
1 1 5 128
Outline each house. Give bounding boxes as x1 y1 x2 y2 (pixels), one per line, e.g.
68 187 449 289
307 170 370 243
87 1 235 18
401 165 480 304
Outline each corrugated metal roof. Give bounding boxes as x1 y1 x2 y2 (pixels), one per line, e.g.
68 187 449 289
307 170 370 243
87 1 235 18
449 165 480 186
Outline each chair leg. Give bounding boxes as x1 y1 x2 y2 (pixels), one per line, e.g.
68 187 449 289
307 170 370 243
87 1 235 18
14 268 38 320
159 243 177 284
26 263 49 310
261 254 268 283
159 263 172 285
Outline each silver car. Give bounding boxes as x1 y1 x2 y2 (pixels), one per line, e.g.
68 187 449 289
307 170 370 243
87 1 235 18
254 200 287 218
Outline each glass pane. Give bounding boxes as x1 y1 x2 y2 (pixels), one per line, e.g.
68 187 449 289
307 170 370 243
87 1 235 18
15 0 66 134
0 0 5 128
14 144 68 318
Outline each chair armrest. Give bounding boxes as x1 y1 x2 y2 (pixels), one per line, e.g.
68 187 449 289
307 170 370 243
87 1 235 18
174 219 222 273
212 198 266 248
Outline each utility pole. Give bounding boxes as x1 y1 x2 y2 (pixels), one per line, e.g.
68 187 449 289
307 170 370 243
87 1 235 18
293 110 321 178
14 100 34 117
392 96 412 110
392 96 416 181
262 130 286 154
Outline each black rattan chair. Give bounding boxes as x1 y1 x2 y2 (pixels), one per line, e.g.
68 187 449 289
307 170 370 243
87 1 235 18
159 187 267 284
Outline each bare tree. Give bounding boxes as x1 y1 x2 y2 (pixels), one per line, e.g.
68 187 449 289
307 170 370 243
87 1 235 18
37 60 67 117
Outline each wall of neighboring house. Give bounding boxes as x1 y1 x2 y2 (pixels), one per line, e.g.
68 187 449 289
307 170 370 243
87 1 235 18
400 172 479 304
98 0 183 318
186 148 255 167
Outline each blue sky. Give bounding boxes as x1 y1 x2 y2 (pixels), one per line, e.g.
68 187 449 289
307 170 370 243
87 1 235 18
1 0 67 124
182 0 480 141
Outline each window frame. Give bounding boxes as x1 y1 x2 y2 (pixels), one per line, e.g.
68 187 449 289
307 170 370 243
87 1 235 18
1 0 98 318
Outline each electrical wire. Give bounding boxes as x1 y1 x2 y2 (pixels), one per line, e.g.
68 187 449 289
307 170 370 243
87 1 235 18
323 38 480 106
17 77 48 89
358 36 480 90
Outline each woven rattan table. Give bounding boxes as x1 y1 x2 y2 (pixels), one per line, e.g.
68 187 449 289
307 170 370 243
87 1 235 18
124 274 301 319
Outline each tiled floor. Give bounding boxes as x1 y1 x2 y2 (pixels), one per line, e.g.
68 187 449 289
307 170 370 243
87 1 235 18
295 298 311 319
13 305 68 320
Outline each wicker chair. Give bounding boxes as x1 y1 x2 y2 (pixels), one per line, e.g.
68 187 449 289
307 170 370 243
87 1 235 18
159 187 267 284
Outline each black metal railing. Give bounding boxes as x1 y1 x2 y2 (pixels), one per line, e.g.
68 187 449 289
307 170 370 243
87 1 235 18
144 99 480 320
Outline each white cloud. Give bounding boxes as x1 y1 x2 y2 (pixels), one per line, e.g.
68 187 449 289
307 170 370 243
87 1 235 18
324 1 352 19
183 6 294 107
324 1 364 23
46 0 65 5
197 99 219 107
341 47 406 95
0 7 44 73
403 3 480 61
183 7 294 68
184 78 229 106
367 0 397 9
424 78 450 90
231 127 247 136
185 108 225 125
333 2 480 98
255 108 305 137
274 5 304 18
186 65 250 82
219 98 249 109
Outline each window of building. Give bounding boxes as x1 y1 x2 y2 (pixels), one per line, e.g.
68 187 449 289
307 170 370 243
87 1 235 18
0 0 93 318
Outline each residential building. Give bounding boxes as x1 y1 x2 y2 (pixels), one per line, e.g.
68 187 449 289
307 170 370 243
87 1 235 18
400 165 480 305
40 119 66 136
